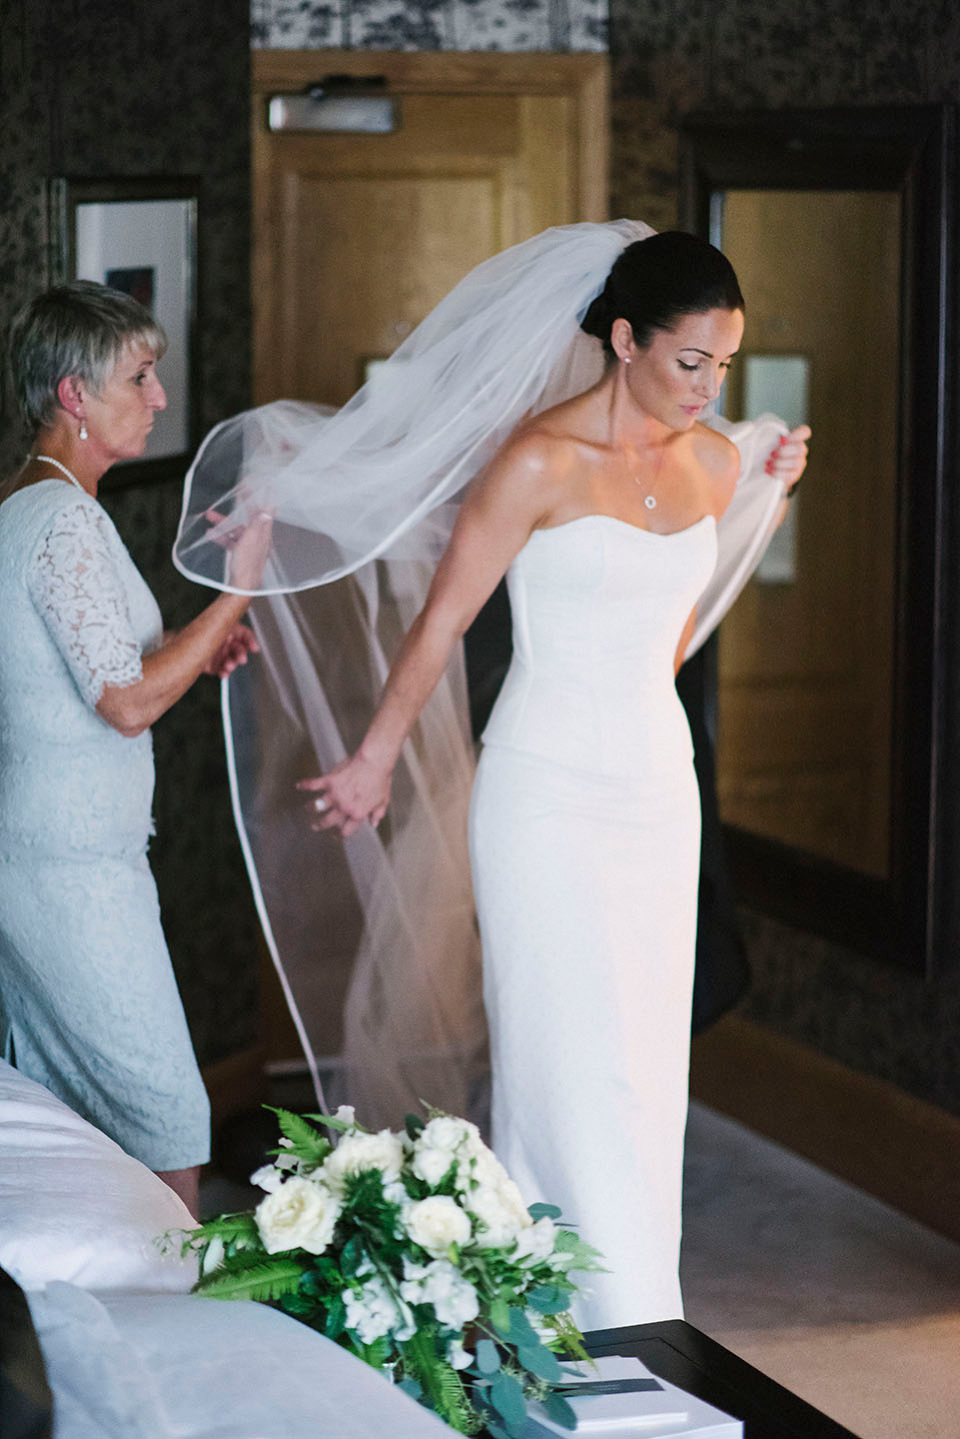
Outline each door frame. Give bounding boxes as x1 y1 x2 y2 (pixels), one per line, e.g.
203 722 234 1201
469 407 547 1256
251 50 609 400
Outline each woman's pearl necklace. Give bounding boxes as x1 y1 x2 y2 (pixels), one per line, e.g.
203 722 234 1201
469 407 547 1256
33 454 85 491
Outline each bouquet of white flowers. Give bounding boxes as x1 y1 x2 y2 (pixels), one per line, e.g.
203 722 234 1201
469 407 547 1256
184 1106 603 1436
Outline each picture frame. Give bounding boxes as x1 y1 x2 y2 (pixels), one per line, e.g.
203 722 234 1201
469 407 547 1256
49 176 200 487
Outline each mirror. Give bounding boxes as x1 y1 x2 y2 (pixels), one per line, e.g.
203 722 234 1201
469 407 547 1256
679 106 957 975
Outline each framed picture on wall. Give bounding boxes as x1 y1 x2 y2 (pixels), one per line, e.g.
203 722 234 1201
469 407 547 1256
49 176 199 486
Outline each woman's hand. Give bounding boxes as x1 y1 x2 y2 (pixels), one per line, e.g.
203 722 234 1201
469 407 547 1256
765 424 811 494
205 506 274 591
202 623 259 678
297 754 393 839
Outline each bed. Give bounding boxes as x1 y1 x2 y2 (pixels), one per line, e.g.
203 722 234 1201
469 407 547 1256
0 1059 450 1438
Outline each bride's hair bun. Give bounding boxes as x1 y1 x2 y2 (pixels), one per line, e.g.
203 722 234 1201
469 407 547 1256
579 230 744 360
580 289 613 343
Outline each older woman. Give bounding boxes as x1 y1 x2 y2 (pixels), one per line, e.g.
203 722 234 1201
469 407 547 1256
0 281 270 1215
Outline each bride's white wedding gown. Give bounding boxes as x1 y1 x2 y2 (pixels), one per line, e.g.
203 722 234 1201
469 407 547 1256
469 511 718 1331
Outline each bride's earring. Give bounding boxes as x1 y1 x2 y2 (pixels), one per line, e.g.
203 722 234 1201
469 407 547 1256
622 356 631 365
79 420 87 440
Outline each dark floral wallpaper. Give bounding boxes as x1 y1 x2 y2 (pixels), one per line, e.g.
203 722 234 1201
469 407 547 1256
0 0 259 1067
251 0 607 51
3 0 960 1114
606 0 960 1116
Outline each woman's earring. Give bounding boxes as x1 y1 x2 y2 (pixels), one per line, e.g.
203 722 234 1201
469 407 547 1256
79 420 87 440
622 356 631 365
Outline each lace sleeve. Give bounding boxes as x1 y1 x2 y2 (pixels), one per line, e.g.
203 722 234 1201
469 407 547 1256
27 499 145 707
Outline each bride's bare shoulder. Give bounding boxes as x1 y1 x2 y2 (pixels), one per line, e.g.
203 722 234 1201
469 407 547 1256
690 421 739 511
496 408 586 483
464 409 588 528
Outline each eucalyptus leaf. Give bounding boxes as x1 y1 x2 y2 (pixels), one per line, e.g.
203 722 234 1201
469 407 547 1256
489 1296 510 1333
542 1392 578 1430
502 1307 538 1347
518 1341 563 1383
483 1421 512 1439
490 1372 527 1435
475 1338 501 1375
527 1202 562 1221
526 1284 565 1313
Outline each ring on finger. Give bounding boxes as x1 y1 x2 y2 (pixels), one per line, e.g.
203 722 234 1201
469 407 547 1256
313 797 329 813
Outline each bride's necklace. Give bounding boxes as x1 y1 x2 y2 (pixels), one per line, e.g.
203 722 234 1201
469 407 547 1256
33 454 85 492
630 440 669 511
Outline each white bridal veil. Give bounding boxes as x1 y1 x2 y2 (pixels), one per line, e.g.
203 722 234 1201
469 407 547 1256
172 220 787 1130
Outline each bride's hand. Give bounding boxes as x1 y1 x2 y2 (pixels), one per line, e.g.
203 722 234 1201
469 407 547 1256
297 754 392 838
765 424 811 494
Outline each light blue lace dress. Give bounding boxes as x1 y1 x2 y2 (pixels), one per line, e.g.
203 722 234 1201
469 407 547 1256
0 481 210 1169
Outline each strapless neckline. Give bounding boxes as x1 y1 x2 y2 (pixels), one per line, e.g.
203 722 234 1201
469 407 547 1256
532 513 716 542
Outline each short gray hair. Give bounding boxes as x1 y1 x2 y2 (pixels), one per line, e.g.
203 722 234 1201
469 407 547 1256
7 279 167 432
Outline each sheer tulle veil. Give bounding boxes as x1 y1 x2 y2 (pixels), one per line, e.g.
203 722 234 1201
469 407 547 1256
172 219 787 1129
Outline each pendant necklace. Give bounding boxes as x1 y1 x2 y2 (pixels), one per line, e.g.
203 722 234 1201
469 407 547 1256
631 439 668 511
33 454 85 492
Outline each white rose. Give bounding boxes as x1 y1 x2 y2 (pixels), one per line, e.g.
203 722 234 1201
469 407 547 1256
345 1275 415 1345
467 1178 531 1249
405 1195 472 1257
420 1116 480 1152
323 1129 405 1194
401 1259 479 1330
511 1215 556 1265
458 1142 511 1195
382 1178 409 1209
334 1105 356 1126
411 1117 479 1188
412 1143 456 1188
249 1163 283 1194
448 1338 473 1370
255 1176 341 1255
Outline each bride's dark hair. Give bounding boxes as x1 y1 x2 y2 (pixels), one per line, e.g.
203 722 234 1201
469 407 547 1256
581 230 745 359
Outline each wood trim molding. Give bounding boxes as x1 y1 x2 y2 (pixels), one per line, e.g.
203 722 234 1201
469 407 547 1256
252 49 609 96
252 49 609 222
690 1013 960 1245
202 1043 268 1130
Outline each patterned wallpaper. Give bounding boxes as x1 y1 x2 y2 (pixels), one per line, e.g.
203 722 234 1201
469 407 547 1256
606 0 960 1116
251 0 607 51
3 0 960 1113
0 0 259 1067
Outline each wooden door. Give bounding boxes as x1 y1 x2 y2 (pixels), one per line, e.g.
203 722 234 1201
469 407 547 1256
252 50 608 408
251 50 608 1069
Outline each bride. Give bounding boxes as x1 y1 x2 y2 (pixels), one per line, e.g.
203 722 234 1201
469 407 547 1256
174 220 807 1328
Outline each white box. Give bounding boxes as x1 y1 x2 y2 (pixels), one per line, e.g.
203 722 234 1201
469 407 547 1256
525 1355 742 1438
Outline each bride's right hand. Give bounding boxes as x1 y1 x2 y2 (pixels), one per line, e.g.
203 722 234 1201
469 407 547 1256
297 754 392 838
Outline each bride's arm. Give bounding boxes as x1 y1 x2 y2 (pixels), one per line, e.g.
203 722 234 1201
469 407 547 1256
298 434 555 838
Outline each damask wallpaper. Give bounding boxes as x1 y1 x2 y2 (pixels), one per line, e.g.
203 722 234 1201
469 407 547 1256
251 0 607 51
606 0 960 1116
0 0 259 1067
2 0 960 1113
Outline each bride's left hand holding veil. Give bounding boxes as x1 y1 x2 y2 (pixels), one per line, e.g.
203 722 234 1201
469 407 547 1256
297 436 551 838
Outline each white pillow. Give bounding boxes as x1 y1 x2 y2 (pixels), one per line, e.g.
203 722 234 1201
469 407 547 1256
0 1059 197 1293
28 1284 452 1439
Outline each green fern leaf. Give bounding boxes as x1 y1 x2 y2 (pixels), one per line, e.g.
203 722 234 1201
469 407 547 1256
194 1258 305 1302
264 1106 331 1162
